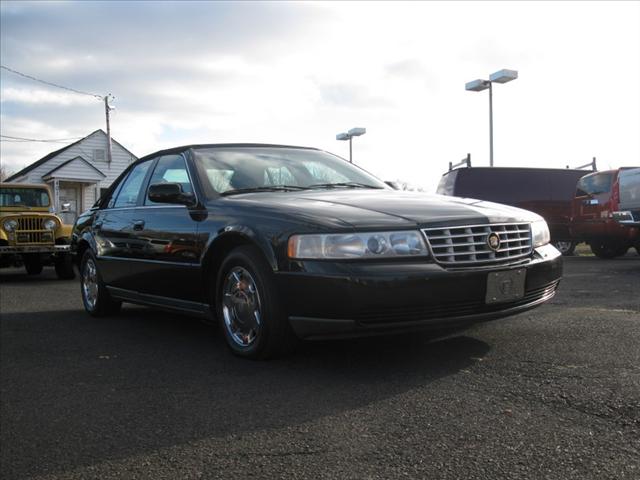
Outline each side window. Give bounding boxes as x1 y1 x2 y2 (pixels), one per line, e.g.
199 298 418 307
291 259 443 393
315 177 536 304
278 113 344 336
112 160 153 208
576 173 613 197
145 155 193 205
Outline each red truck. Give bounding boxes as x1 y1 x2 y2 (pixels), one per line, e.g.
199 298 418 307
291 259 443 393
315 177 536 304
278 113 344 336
571 168 640 258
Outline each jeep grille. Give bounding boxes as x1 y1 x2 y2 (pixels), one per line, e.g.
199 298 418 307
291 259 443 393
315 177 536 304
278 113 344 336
422 223 532 266
14 216 54 245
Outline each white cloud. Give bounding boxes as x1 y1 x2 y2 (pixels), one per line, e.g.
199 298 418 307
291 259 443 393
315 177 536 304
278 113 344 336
1 1 638 188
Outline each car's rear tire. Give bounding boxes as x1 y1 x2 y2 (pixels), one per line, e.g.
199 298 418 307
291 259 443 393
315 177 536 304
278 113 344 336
23 255 43 275
216 245 296 359
553 240 576 256
55 254 75 280
590 241 628 259
80 250 121 316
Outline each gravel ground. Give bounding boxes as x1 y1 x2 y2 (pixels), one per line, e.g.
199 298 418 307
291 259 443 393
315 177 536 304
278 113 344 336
1 254 639 479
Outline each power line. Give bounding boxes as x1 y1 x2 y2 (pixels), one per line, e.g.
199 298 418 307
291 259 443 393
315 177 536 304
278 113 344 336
0 64 103 100
0 135 83 143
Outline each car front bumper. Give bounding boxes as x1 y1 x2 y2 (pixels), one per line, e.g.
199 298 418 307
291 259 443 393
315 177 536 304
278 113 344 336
277 244 563 339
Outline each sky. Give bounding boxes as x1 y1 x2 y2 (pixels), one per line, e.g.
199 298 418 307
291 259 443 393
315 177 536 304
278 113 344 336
1 1 639 190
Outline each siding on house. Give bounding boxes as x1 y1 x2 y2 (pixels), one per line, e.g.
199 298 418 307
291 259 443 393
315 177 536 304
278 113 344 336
7 130 136 212
10 130 134 187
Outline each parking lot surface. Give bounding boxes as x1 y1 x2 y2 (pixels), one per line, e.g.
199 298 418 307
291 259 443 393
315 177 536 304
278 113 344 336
1 254 639 480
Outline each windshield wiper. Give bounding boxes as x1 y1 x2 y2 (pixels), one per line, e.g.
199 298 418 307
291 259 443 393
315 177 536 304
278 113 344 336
220 185 309 196
307 182 383 190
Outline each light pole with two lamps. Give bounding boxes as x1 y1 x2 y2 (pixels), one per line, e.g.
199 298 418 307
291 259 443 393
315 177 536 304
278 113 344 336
465 69 518 167
336 127 366 163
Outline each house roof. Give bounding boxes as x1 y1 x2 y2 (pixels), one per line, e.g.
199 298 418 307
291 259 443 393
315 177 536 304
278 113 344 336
4 129 137 182
42 156 106 181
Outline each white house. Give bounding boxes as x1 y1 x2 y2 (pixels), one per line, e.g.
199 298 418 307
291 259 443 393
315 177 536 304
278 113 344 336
5 130 137 224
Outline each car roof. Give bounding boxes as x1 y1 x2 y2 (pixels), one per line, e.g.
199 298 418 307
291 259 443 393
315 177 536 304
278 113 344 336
0 182 52 190
138 143 320 162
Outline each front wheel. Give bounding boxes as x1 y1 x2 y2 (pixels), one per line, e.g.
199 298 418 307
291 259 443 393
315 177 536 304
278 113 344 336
590 241 629 259
216 246 296 359
23 255 43 275
553 240 576 256
55 254 76 280
80 250 121 316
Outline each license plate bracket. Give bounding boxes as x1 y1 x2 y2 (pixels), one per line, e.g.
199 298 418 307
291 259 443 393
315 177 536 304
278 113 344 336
485 269 526 304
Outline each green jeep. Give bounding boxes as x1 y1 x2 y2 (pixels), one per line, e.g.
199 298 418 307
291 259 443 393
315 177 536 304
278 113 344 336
0 183 75 279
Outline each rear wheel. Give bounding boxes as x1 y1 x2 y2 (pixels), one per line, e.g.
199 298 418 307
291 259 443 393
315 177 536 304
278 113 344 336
590 241 629 259
80 250 121 316
23 255 43 275
553 240 576 256
55 254 75 280
216 246 296 359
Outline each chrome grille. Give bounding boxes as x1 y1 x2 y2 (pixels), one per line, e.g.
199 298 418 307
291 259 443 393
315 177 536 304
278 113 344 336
423 223 532 266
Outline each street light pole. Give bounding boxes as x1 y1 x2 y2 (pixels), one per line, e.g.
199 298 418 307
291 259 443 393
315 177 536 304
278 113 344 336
465 69 517 167
336 127 366 163
488 81 493 167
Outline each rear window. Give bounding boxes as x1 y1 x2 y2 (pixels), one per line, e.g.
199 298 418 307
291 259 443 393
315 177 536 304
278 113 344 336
575 172 613 196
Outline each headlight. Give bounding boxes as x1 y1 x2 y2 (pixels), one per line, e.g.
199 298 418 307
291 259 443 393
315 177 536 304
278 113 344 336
288 231 429 259
43 219 58 230
531 220 550 247
3 219 18 232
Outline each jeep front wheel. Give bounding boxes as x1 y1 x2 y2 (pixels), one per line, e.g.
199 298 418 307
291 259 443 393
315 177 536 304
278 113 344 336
55 254 75 280
23 254 43 275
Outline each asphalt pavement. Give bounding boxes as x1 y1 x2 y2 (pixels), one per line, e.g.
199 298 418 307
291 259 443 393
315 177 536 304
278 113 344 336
1 254 639 479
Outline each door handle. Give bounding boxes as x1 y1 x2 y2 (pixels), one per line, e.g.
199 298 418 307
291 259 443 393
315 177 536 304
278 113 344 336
94 221 103 230
132 220 145 231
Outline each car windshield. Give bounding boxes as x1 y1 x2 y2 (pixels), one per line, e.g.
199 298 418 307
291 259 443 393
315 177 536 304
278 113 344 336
0 187 51 207
192 147 388 196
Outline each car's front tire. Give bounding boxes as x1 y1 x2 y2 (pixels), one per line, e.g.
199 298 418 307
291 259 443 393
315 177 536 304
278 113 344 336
80 250 121 316
216 246 296 359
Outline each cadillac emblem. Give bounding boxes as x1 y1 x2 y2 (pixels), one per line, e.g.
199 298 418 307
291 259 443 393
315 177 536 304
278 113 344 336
487 232 501 251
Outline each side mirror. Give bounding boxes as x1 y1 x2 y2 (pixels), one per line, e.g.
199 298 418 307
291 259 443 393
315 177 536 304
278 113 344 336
148 183 195 205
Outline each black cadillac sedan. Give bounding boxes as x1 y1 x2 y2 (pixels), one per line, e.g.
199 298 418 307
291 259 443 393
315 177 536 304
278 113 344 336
72 144 562 359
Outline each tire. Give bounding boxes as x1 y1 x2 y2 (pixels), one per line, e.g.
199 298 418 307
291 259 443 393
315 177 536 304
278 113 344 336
590 241 628 259
23 255 43 275
80 250 121 316
216 245 296 359
553 240 576 256
55 254 76 280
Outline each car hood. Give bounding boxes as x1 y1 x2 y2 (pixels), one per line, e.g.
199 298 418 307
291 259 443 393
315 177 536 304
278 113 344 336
224 189 542 230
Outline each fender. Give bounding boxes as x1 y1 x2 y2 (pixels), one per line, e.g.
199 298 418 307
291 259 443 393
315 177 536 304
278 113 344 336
203 225 279 272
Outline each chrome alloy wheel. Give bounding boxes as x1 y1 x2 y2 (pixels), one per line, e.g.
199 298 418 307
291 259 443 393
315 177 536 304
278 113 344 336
222 267 263 347
82 258 99 310
554 241 573 254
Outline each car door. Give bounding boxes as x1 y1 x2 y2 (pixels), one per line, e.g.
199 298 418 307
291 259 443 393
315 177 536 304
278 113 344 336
572 172 614 238
126 154 205 304
94 159 154 289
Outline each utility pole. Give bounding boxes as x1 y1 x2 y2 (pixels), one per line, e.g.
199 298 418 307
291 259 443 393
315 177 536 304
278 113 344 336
104 94 115 166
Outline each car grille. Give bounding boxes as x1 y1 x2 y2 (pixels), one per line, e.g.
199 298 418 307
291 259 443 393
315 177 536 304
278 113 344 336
14 216 53 245
357 280 559 326
422 223 532 266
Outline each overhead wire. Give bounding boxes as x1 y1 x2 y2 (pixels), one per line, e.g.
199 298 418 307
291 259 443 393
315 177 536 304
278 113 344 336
0 64 103 100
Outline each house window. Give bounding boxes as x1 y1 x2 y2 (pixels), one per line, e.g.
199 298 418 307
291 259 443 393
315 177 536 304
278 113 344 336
94 149 106 162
